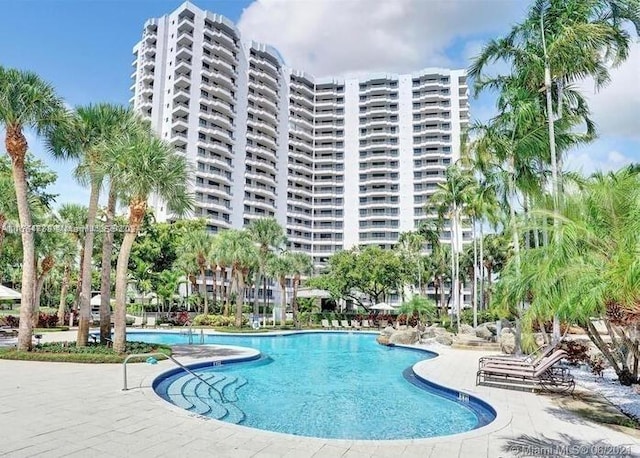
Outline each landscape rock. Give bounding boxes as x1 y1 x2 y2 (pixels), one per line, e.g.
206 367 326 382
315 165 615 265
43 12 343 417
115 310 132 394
381 326 395 336
459 324 475 335
435 333 454 346
485 323 497 335
499 328 516 354
475 324 493 340
376 334 390 346
389 329 419 345
433 327 451 336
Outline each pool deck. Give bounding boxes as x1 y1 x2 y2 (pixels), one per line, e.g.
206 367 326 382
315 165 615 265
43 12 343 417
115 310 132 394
0 329 638 457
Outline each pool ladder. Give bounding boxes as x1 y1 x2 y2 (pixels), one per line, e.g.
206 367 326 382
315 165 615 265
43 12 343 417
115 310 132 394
180 324 204 344
122 352 226 401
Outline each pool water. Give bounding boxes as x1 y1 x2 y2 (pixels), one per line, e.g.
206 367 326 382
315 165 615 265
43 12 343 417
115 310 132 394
138 331 494 440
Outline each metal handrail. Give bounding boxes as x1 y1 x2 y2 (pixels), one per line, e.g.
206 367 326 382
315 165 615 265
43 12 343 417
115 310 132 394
122 352 226 401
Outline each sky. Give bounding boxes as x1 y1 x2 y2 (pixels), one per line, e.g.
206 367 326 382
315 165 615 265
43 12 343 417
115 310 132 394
1 0 638 207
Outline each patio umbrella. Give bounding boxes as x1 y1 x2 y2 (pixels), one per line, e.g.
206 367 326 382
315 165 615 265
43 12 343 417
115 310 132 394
0 285 21 301
370 302 395 312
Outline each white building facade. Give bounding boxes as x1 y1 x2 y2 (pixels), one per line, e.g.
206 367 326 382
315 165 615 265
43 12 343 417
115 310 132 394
131 2 470 293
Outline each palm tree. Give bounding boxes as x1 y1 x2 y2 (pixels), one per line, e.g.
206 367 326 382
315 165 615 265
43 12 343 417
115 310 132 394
181 230 214 315
56 237 76 327
428 164 476 330
396 231 425 296
56 204 87 324
111 127 193 354
398 295 437 325
216 229 258 328
247 218 286 324
0 67 68 350
470 0 639 198
289 252 313 329
49 103 135 346
494 167 640 385
266 253 293 325
156 270 181 316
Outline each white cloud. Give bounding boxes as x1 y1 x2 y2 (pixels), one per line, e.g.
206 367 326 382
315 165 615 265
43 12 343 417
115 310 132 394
565 148 634 175
238 0 526 77
578 42 640 140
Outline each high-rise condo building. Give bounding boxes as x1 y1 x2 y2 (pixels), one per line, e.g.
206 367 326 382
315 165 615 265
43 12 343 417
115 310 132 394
131 2 470 277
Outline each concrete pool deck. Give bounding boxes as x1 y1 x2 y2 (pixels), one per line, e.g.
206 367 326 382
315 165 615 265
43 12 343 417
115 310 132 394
0 329 638 457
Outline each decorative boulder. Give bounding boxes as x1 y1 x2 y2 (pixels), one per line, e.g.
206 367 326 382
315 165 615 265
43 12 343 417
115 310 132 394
376 334 390 346
499 328 516 354
433 326 451 336
435 333 454 346
485 323 497 335
389 329 419 345
421 328 437 339
381 326 395 336
475 324 493 340
459 324 475 335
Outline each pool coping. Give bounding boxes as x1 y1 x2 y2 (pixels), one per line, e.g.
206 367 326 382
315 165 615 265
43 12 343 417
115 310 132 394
138 329 511 446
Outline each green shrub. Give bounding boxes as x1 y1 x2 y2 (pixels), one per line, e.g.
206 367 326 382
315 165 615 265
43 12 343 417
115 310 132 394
193 314 236 327
0 341 171 363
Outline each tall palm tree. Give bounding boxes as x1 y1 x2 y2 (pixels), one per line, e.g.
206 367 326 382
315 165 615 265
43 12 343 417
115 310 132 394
181 230 214 315
0 67 68 350
216 229 258 328
247 217 286 323
266 253 293 325
49 103 135 346
470 0 639 196
289 252 313 329
428 164 476 330
56 204 87 325
397 231 425 295
111 127 193 353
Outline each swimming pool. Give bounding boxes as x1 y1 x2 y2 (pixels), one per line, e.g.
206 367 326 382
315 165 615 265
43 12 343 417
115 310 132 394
139 331 495 440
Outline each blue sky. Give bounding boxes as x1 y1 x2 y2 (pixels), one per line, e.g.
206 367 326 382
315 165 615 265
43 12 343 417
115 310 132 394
1 0 638 207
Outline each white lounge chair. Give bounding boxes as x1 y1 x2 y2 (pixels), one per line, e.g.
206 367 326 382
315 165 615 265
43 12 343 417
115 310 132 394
331 320 340 329
362 320 371 329
132 316 144 327
146 316 157 328
341 320 351 329
351 320 361 330
321 319 331 330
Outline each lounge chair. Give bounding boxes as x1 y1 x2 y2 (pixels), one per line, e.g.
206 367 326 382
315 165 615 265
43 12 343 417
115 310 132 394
351 320 361 330
480 349 564 372
331 320 340 330
362 320 371 329
378 320 388 329
146 316 157 328
477 350 574 393
341 320 351 330
479 345 556 368
321 319 331 330
132 316 144 327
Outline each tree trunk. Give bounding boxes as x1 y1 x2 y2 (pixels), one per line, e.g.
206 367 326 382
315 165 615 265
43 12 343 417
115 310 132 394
280 278 287 325
6 125 36 351
113 199 146 354
262 275 267 327
58 263 71 326
479 224 484 310
234 272 244 328
253 270 261 316
99 184 116 344
223 268 230 316
472 218 478 327
585 321 622 375
77 179 101 347
485 263 493 308
200 267 208 315
292 275 301 329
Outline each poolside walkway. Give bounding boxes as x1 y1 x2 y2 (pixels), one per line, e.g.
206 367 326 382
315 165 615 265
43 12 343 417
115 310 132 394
0 330 638 457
